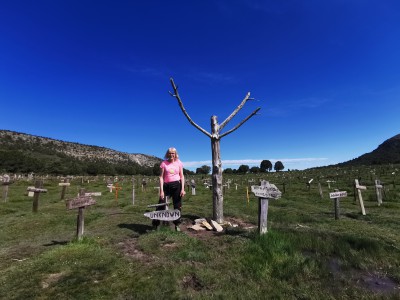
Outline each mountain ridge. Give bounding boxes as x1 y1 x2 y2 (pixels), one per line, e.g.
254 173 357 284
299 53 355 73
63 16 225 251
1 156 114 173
0 129 162 175
338 133 400 166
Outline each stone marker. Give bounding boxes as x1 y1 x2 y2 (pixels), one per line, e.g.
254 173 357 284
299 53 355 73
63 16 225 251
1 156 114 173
210 219 224 232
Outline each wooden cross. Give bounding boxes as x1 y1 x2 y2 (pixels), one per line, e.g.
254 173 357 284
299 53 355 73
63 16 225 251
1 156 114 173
112 183 122 201
354 179 367 215
306 178 313 191
59 179 70 200
27 180 48 213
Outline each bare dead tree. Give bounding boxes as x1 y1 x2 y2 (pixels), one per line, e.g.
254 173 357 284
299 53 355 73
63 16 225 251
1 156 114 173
169 78 260 223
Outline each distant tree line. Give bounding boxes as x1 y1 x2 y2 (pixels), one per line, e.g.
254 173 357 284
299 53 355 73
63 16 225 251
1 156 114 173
0 149 194 176
223 160 285 174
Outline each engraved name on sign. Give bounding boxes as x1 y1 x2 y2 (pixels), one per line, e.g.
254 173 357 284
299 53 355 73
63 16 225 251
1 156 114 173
251 181 282 199
329 191 347 199
144 209 181 221
66 195 96 210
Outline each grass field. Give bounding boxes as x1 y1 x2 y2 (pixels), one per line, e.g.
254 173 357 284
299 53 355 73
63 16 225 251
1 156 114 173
1 166 400 299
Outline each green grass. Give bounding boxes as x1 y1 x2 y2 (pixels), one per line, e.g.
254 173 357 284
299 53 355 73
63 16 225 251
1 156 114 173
1 168 400 299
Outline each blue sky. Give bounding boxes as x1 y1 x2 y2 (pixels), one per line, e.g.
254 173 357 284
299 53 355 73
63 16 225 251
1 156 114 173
1 0 399 171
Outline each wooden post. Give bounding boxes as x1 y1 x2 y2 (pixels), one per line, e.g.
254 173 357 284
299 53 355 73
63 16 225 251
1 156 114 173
30 180 47 213
251 180 282 235
112 183 122 201
2 175 12 202
258 198 269 234
77 188 85 240
318 182 323 199
65 189 96 241
169 78 260 224
333 189 340 220
375 179 383 206
191 179 196 195
59 179 70 200
132 180 135 206
354 179 366 215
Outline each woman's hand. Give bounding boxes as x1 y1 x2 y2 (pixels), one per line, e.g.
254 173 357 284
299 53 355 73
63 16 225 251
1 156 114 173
180 190 186 197
160 191 165 199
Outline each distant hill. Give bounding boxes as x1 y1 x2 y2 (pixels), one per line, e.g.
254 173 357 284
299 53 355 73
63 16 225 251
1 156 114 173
338 134 400 166
0 129 162 175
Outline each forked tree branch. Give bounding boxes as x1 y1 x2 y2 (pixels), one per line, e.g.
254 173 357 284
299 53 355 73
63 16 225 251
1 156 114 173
169 78 212 138
219 107 261 139
219 92 253 131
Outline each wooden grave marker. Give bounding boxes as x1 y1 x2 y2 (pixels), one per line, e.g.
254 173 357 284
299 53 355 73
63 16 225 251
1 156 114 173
131 177 136 206
329 190 348 220
318 182 323 199
59 179 70 200
191 179 196 195
84 192 102 197
66 188 96 240
2 174 13 202
28 180 48 212
374 179 383 206
306 178 313 191
112 183 122 201
354 179 367 215
251 180 282 235
144 196 181 223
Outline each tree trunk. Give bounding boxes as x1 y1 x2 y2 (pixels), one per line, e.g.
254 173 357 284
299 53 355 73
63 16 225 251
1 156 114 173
211 116 223 223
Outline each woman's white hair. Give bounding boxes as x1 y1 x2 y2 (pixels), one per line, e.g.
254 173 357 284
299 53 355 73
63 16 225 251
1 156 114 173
164 147 179 159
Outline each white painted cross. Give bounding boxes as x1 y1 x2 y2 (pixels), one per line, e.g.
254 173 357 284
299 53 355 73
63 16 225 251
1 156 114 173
354 179 367 215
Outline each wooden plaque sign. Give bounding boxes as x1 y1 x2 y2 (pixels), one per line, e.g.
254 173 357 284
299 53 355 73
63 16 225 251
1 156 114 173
251 181 282 199
66 195 96 210
85 192 102 197
144 209 181 221
329 191 347 199
27 187 48 193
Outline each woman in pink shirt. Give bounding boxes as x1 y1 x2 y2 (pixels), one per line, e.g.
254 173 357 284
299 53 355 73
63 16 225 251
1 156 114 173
153 147 185 231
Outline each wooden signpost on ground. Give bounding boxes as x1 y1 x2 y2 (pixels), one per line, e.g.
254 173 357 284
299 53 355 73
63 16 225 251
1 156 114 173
2 175 13 202
27 180 47 213
354 179 367 215
66 188 96 240
144 197 181 223
374 180 383 206
329 190 347 220
112 183 122 201
191 179 196 195
251 180 282 235
59 179 70 200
